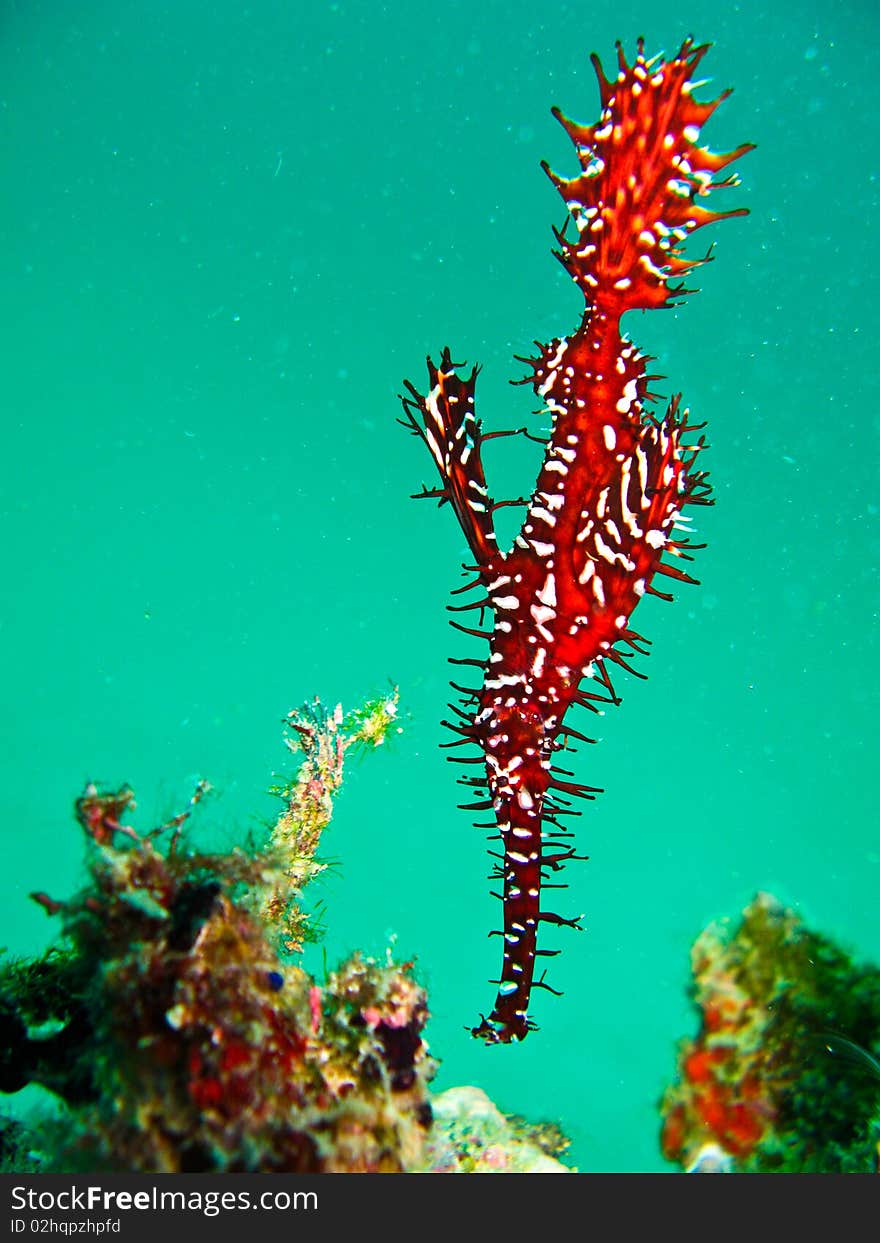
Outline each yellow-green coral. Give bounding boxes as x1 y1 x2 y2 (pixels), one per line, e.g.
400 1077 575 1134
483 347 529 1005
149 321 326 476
261 689 400 953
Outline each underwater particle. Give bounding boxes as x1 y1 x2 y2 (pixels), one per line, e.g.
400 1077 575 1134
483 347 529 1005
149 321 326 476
660 892 880 1173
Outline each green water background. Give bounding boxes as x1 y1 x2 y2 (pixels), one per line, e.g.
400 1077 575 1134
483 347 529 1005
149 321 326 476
2 0 878 1173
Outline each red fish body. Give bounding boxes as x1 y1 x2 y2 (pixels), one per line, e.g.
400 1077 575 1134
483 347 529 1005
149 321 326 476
401 39 751 1042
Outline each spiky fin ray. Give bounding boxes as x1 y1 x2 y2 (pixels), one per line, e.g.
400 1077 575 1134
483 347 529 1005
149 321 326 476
400 348 498 568
544 36 754 312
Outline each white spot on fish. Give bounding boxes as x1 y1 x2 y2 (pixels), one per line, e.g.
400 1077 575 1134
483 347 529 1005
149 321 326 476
537 573 557 608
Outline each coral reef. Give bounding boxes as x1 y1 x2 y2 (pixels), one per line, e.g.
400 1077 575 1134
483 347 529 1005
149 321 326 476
0 693 441 1173
661 892 880 1173
426 1087 573 1173
6 715 879 1176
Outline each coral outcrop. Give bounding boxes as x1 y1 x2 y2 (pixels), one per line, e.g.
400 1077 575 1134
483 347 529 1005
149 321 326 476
1 693 439 1173
426 1087 573 1173
661 893 880 1173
